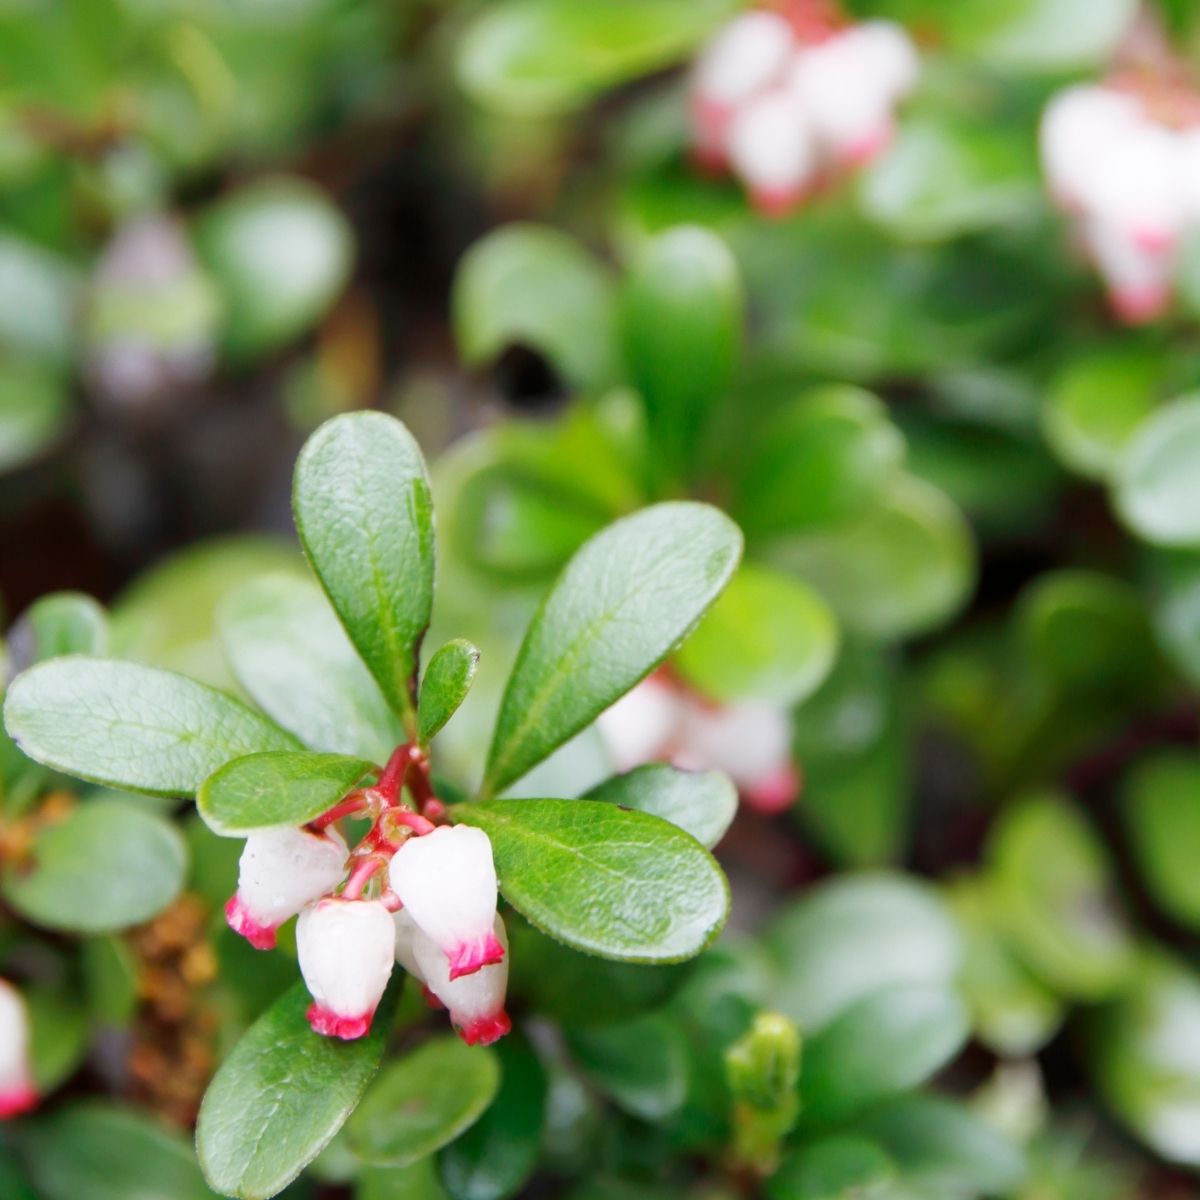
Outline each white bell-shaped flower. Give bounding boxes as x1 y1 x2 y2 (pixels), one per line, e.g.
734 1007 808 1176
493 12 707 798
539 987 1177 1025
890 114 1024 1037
1177 127 1200 222
1082 217 1174 324
788 30 896 165
596 676 684 772
681 699 798 815
226 825 348 950
297 897 394 1039
852 21 920 103
1075 122 1186 254
0 979 36 1119
392 907 426 981
413 915 511 1047
1040 85 1143 212
388 826 502 980
727 88 818 215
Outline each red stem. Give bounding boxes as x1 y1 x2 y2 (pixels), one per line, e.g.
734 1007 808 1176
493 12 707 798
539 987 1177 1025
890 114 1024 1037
341 856 384 901
376 744 414 804
310 791 370 830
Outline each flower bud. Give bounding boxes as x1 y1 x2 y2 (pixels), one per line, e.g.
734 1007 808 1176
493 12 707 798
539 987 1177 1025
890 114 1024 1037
682 699 798 814
727 89 817 216
297 897 395 1039
0 980 36 1119
388 826 502 980
225 825 348 950
413 915 511 1047
597 676 683 772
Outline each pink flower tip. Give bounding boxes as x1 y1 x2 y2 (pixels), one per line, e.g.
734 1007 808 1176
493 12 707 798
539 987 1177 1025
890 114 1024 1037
749 184 807 219
448 933 506 981
843 127 891 167
306 1003 374 1040
225 895 277 950
743 764 801 816
1130 225 1176 256
457 1011 511 1047
1110 284 1170 325
0 1086 37 1120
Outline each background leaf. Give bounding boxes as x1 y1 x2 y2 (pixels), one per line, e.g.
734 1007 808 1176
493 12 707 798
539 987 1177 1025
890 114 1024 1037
583 764 736 849
293 412 435 729
454 799 728 962
483 502 741 795
4 657 299 796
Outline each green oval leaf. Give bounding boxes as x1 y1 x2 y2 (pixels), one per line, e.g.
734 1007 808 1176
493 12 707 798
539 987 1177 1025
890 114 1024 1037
198 751 374 837
988 792 1136 1000
3 798 185 933
23 1102 219 1200
197 980 398 1200
293 412 435 730
348 1036 500 1168
483 502 741 796
454 799 729 963
195 177 352 360
3 657 299 796
766 873 964 1032
1116 395 1200 546
439 1032 547 1200
219 574 402 761
8 591 108 669
621 226 742 484
767 1136 899 1200
802 985 969 1124
419 640 481 746
566 1013 687 1121
674 564 837 707
583 764 737 849
457 0 736 116
452 225 620 392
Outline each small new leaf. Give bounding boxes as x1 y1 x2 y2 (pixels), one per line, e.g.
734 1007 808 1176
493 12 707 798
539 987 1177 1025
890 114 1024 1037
419 640 480 745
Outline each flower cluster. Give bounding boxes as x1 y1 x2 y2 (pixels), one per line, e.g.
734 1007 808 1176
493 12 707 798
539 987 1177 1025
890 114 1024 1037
598 672 798 815
224 747 510 1046
689 3 919 217
0 978 36 1120
1040 82 1200 323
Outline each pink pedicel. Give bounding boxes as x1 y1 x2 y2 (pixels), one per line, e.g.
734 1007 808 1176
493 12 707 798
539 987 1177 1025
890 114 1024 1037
306 1003 374 1041
458 1011 512 1047
448 931 506 981
225 894 278 950
1111 284 1171 325
0 1085 37 1120
743 764 801 816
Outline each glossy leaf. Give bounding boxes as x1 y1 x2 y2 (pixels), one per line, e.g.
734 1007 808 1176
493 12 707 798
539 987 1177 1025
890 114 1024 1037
766 873 963 1032
567 1014 687 1121
457 0 736 116
483 502 741 795
4 656 299 796
674 564 837 707
195 177 352 360
621 226 742 482
22 1103 219 1200
348 1036 500 1168
440 1032 547 1200
420 640 481 745
452 225 620 392
454 799 729 962
197 980 398 1200
988 793 1135 1000
1122 753 1200 929
2 798 185 933
767 1136 900 1200
198 751 374 836
1116 395 1200 546
583 763 737 849
293 412 435 728
220 573 403 762
802 985 970 1124
770 476 974 641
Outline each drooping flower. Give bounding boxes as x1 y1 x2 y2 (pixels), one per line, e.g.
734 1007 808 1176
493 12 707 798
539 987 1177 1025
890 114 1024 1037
297 897 395 1039
0 980 36 1120
413 915 511 1047
388 826 502 980
225 825 349 950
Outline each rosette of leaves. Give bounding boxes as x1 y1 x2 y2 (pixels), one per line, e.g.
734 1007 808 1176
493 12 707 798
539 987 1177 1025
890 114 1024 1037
2 411 743 1199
